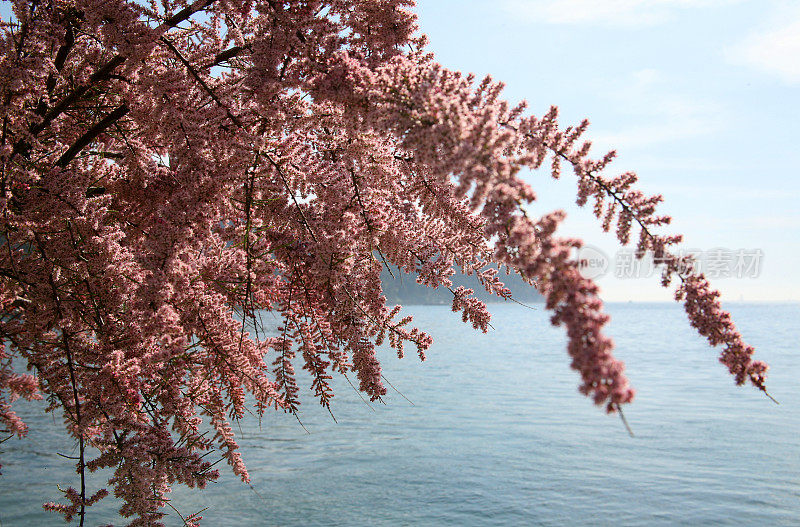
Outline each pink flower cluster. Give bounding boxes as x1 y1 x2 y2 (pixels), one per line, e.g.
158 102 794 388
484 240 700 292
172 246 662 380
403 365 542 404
676 275 768 390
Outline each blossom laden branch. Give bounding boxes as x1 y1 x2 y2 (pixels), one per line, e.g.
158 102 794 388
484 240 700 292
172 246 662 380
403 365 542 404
533 113 771 395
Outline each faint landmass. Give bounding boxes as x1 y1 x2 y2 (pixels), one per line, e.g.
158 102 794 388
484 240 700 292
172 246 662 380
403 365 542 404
380 266 543 305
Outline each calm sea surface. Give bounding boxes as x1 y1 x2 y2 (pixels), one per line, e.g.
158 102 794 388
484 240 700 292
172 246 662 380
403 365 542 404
1 303 799 526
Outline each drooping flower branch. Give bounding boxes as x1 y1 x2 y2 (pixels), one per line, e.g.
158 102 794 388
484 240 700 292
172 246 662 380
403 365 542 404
534 113 770 394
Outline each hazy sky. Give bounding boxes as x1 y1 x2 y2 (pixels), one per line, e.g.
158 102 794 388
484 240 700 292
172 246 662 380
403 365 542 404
1 1 797 301
416 0 800 302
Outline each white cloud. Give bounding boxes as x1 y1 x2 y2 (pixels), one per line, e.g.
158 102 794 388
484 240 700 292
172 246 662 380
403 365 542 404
658 184 800 202
501 0 742 27
588 69 727 151
590 113 720 150
729 15 800 84
684 213 800 230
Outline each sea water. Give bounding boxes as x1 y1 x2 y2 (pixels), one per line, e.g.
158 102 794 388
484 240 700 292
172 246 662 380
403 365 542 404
1 303 798 526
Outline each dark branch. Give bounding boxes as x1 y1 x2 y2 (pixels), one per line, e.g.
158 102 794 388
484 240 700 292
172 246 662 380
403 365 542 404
12 54 126 161
55 104 130 167
164 0 217 28
203 45 247 68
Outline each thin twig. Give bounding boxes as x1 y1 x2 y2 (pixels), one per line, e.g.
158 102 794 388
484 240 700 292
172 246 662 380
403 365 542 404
160 36 242 128
381 374 414 406
615 403 634 438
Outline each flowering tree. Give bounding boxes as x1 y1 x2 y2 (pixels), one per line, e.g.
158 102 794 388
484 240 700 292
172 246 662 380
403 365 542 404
0 0 771 524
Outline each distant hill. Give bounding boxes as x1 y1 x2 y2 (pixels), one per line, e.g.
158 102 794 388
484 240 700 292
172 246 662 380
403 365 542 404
380 266 543 305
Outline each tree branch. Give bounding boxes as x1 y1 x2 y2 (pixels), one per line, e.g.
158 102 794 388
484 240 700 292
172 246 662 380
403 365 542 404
163 0 217 28
55 104 130 168
203 45 247 69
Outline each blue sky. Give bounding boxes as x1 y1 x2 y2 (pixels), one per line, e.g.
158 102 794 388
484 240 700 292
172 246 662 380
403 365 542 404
417 0 800 301
2 1 797 301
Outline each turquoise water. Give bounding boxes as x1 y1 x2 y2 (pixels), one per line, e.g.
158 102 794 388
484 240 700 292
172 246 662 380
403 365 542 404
1 303 799 526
